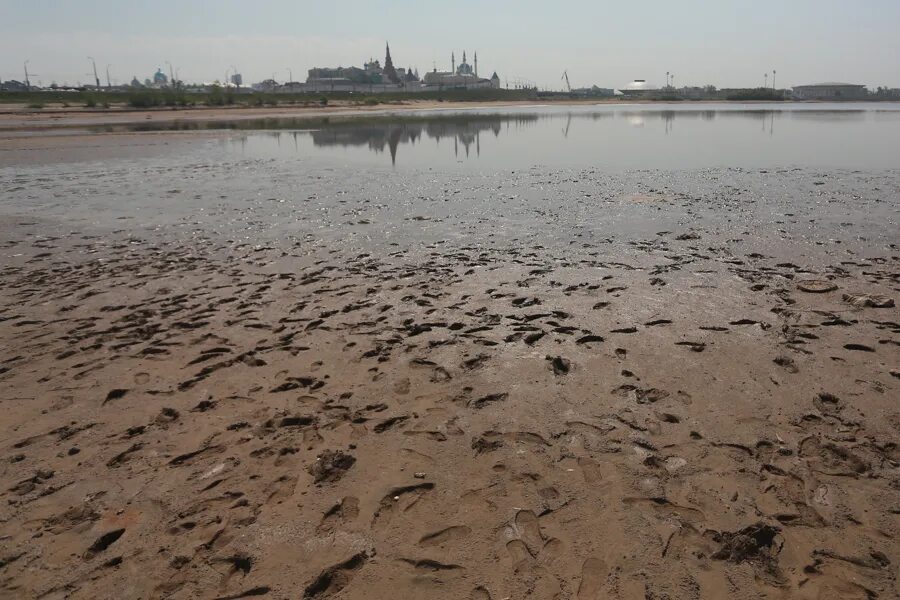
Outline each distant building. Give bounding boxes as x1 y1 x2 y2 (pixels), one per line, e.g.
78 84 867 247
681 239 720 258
130 76 143 88
382 43 400 84
252 79 279 92
307 42 419 89
152 69 168 87
231 73 243 87
792 82 868 100
618 80 662 97
422 51 499 89
572 86 615 97
0 80 28 92
873 87 900 99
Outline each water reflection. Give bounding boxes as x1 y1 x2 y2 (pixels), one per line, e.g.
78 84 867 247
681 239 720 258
308 115 538 164
89 103 900 170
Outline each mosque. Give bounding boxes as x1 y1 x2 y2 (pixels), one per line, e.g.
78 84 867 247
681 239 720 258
307 44 499 91
422 51 501 89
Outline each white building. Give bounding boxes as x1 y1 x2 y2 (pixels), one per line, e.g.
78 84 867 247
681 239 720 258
618 80 663 97
422 51 500 89
792 82 867 100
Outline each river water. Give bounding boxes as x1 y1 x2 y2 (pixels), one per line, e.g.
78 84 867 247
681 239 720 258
99 102 900 171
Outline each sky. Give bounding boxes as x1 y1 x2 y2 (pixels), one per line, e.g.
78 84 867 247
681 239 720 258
2 0 899 90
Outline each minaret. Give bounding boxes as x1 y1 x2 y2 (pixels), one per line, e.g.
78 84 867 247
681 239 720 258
452 52 456 74
474 52 478 78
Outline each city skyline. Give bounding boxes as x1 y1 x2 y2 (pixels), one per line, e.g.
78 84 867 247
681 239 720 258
2 0 900 89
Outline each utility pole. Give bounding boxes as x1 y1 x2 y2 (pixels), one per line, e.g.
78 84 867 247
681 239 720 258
764 73 768 89
106 64 112 89
88 56 100 88
666 71 670 88
24 60 32 91
772 70 776 90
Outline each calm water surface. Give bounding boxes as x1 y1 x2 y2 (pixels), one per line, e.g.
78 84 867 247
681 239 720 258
123 102 900 171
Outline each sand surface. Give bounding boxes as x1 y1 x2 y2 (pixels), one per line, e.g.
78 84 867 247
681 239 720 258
0 130 898 600
0 100 604 132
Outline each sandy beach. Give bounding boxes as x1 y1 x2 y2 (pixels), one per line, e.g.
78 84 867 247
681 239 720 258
0 110 897 600
0 100 602 132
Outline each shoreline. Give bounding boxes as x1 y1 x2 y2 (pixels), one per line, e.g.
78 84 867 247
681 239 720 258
0 98 889 133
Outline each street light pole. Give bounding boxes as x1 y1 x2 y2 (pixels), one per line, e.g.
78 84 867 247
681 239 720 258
106 65 112 89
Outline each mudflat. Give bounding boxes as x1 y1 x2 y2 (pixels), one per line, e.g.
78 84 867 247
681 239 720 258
0 118 897 600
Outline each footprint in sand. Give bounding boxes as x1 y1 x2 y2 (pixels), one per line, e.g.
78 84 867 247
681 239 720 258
470 586 492 600
318 496 359 533
514 510 543 556
419 525 472 547
505 509 565 572
506 539 532 565
577 557 608 599
577 457 603 484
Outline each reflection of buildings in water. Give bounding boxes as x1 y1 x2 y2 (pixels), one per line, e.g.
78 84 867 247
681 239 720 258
616 109 788 135
310 125 423 165
309 115 537 164
274 107 871 162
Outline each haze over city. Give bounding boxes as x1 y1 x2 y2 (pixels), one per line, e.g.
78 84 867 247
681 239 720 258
2 0 900 89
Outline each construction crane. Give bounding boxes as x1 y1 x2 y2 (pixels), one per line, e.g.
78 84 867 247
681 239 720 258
562 70 571 92
24 60 34 91
88 56 100 88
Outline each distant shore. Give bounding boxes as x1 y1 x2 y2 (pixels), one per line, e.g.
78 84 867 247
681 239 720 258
0 97 888 134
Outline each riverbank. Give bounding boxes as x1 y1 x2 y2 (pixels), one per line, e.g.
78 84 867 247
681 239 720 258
0 143 897 598
0 97 865 133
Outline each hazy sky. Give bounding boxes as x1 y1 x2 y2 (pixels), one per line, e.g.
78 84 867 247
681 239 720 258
2 0 899 89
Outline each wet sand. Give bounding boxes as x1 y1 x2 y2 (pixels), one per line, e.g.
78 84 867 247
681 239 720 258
0 132 898 599
0 97 810 133
0 100 602 133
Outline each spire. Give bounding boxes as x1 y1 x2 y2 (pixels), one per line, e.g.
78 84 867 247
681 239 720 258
383 41 399 84
474 51 478 78
463 50 467 64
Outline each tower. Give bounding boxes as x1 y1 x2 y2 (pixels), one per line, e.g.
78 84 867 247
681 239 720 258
452 52 456 74
383 41 399 84
474 52 478 78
